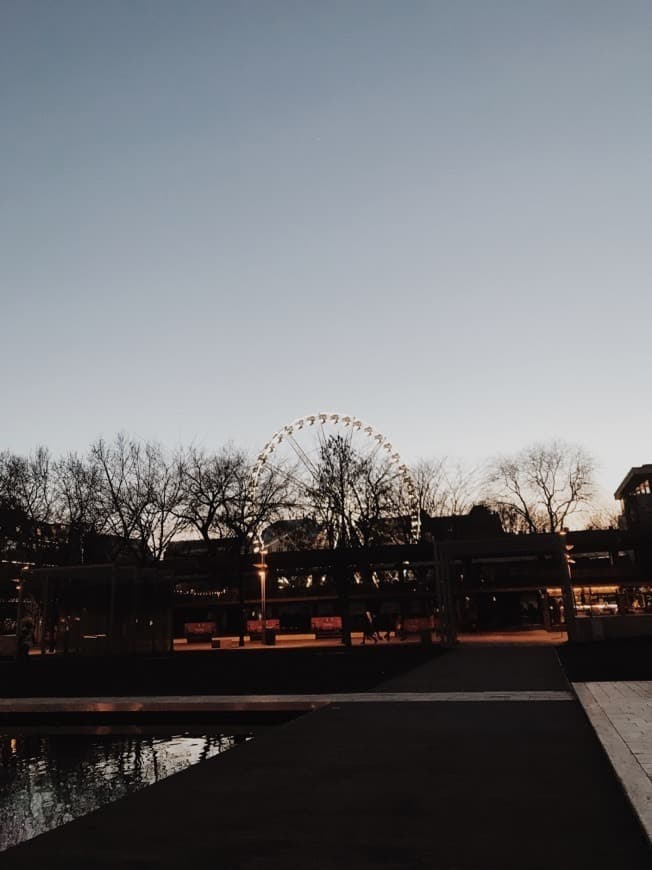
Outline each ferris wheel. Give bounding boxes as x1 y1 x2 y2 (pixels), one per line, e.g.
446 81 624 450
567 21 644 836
248 412 420 548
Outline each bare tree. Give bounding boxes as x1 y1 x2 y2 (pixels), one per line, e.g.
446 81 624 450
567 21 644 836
485 500 536 535
305 433 398 549
584 504 621 531
176 444 295 548
176 446 239 548
213 446 296 646
412 458 480 518
91 434 146 557
133 442 187 560
53 452 106 563
412 458 449 517
91 435 188 561
0 448 57 564
217 447 296 545
0 451 27 559
484 441 596 533
296 432 403 645
446 462 482 515
160 441 298 643
0 451 15 509
1 447 54 524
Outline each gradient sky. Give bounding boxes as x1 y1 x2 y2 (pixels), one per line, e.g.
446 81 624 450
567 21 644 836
1 1 651 502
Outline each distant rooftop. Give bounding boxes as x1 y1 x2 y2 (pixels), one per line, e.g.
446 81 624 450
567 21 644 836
614 465 652 500
420 505 504 540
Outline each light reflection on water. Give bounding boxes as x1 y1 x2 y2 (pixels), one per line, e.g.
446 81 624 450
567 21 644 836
0 729 250 853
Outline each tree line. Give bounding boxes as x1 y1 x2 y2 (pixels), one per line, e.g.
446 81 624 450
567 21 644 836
0 434 612 566
0 437 292 565
415 441 615 534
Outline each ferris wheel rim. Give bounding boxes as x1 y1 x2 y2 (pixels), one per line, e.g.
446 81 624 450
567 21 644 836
248 412 421 544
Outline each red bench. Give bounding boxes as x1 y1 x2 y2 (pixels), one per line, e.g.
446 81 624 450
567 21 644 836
311 616 342 638
246 619 280 640
184 622 216 643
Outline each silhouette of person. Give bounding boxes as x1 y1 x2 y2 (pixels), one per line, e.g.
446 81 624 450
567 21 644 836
18 618 34 658
361 611 380 644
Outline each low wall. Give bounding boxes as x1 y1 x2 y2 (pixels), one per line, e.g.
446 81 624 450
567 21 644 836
0 635 16 658
573 615 652 643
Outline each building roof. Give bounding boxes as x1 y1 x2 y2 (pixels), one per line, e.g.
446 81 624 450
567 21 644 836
165 537 240 559
614 465 652 499
421 505 504 540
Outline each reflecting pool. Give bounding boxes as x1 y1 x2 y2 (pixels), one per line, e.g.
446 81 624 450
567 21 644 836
0 729 250 852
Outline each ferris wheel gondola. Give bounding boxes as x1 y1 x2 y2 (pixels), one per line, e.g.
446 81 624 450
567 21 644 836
248 412 420 548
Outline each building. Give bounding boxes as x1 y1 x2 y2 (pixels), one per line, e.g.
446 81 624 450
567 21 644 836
616 465 652 535
6 466 652 654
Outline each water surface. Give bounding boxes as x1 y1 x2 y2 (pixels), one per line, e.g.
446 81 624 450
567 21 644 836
0 729 250 852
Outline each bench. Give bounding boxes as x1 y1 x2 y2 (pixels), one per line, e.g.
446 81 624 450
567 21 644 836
184 622 216 643
246 619 280 641
311 616 342 639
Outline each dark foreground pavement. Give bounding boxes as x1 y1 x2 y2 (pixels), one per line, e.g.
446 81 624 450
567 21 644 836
379 644 569 692
3 647 651 869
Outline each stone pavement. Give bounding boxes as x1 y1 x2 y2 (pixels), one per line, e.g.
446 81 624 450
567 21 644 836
574 680 652 841
3 647 651 869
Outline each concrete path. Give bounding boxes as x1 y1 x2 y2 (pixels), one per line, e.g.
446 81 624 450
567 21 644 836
171 629 565 652
0 690 574 715
574 681 652 842
379 644 570 692
3 647 651 869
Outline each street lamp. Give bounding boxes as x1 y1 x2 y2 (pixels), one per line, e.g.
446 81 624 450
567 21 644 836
13 566 28 660
560 529 576 641
253 544 268 639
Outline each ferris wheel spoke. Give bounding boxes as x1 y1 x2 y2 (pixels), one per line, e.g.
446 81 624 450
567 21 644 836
316 421 327 454
265 461 316 500
285 432 321 480
365 438 386 465
378 464 404 489
250 412 421 544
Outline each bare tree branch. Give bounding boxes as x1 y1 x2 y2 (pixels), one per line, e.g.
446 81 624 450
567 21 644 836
484 441 596 533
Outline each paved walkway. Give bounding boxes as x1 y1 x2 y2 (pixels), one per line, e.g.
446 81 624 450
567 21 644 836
575 681 652 841
0 690 574 714
172 629 565 652
459 628 568 645
3 647 651 869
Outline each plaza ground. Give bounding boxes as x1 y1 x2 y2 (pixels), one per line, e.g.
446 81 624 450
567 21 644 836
171 627 567 652
2 638 652 868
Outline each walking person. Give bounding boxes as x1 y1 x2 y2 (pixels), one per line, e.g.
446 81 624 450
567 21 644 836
18 618 34 658
383 613 397 641
361 610 380 644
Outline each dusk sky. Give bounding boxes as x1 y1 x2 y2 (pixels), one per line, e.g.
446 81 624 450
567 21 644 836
2 1 650 502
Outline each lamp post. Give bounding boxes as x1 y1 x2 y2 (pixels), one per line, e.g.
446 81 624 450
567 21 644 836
560 529 577 641
13 567 27 660
253 544 268 642
14 581 23 659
